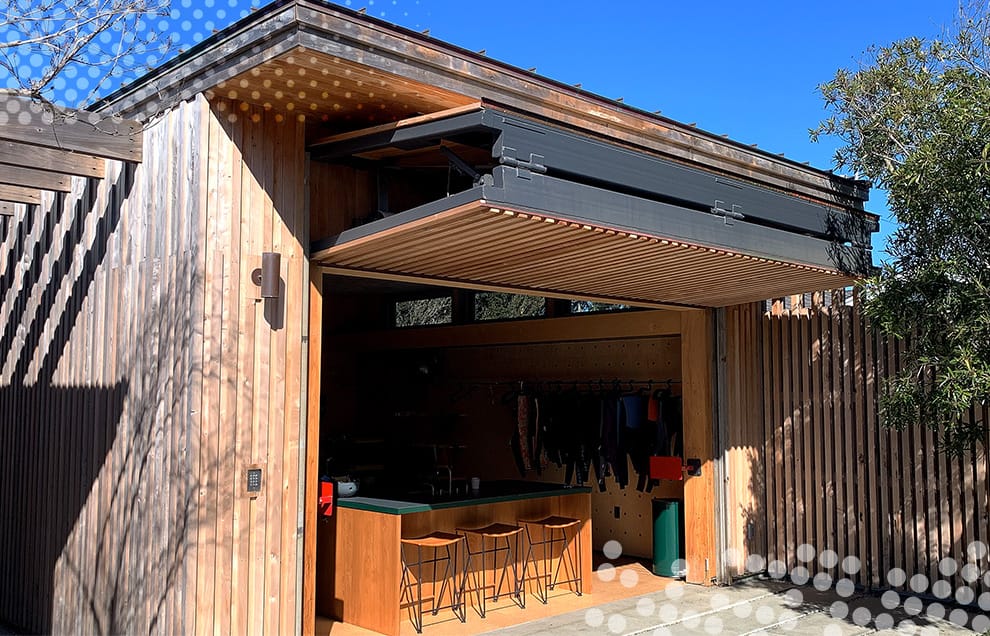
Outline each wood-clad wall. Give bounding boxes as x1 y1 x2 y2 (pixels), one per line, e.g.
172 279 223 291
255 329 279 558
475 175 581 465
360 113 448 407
195 97 308 636
724 293 990 595
0 97 206 634
0 94 310 634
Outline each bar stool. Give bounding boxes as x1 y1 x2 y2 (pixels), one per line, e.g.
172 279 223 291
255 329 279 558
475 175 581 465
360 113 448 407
519 516 583 603
399 532 467 633
456 523 526 617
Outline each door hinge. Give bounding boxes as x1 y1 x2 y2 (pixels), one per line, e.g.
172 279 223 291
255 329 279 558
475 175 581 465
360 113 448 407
710 200 744 225
500 147 547 180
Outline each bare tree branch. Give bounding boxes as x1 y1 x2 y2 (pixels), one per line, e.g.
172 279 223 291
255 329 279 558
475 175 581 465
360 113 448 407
0 0 175 109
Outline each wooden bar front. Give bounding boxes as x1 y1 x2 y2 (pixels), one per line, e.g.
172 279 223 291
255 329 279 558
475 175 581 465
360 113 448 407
317 490 592 636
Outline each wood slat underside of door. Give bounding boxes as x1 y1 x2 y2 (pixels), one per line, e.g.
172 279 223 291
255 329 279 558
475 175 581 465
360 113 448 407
312 204 853 308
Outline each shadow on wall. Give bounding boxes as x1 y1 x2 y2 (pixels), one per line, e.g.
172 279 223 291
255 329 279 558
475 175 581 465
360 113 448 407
0 167 210 634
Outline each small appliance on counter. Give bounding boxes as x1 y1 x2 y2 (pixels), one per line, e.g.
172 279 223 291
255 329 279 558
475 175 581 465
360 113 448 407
333 476 360 498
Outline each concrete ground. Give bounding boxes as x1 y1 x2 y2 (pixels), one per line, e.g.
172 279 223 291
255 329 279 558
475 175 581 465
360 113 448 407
480 579 988 636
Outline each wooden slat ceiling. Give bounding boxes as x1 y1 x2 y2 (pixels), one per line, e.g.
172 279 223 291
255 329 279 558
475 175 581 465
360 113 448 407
214 47 476 128
312 202 853 309
0 94 143 211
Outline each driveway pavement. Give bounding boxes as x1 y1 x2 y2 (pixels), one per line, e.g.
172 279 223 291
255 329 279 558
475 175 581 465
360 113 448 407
480 579 988 635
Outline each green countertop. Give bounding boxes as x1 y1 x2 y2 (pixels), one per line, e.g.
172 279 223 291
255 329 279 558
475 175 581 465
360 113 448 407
335 480 591 515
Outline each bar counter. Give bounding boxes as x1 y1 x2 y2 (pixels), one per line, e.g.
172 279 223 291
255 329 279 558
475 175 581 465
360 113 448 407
337 479 590 514
317 480 592 636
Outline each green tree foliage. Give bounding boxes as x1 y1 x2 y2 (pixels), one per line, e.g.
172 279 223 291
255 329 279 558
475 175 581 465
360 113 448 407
813 5 990 454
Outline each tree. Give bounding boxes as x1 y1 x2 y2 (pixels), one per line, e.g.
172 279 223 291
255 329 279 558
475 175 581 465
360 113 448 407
813 3 990 455
0 0 174 109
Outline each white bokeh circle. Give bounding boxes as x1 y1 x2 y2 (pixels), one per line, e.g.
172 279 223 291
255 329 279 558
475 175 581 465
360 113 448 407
767 560 787 579
909 573 929 593
602 539 623 560
851 606 872 626
880 590 900 609
620 568 639 589
954 585 975 605
819 549 839 568
796 543 815 562
966 540 988 560
903 595 924 615
931 579 952 599
829 600 849 619
636 597 655 616
874 612 894 630
835 577 855 598
948 608 969 627
597 562 616 582
924 602 945 620
938 556 958 576
813 572 833 591
783 588 803 607
789 566 809 586
585 607 605 627
745 553 766 573
754 604 775 625
607 613 627 634
657 602 678 622
841 555 861 574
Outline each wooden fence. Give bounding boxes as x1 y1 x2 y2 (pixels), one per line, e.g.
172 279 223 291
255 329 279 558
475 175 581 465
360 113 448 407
725 291 990 599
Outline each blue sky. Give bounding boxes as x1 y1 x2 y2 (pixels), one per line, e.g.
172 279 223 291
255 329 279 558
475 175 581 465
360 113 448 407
3 0 966 258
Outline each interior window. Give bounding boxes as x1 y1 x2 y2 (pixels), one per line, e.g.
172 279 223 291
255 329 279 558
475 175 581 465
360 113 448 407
394 296 453 327
474 292 546 321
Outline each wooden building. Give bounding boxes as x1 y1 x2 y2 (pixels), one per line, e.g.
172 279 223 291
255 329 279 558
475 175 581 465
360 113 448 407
17 2 983 635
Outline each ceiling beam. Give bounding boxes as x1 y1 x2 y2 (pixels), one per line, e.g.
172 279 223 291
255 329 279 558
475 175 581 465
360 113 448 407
0 184 42 205
0 165 72 192
0 96 142 163
0 139 105 179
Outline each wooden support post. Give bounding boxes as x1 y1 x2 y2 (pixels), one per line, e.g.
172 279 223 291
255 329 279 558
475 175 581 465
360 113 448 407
302 265 323 636
681 309 718 585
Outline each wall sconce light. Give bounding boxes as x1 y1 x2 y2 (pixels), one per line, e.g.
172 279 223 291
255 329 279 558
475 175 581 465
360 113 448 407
252 251 281 299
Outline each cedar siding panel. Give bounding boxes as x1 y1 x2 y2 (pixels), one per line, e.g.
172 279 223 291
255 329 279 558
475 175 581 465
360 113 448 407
0 95 309 635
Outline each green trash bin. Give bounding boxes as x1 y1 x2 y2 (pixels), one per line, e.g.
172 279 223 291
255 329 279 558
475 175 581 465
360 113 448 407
652 498 685 577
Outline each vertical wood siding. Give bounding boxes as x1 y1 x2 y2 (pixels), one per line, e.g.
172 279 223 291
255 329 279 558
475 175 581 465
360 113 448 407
724 293 990 598
0 95 309 635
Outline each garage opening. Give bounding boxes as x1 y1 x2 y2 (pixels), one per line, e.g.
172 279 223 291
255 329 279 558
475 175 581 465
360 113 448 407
313 274 689 635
